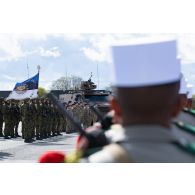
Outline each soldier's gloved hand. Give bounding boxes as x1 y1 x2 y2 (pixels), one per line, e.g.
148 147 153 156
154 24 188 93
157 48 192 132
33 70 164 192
101 115 113 130
76 124 109 151
85 130 109 148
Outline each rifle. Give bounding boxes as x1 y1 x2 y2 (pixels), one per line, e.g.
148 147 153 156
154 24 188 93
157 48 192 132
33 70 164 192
47 93 109 148
88 103 104 121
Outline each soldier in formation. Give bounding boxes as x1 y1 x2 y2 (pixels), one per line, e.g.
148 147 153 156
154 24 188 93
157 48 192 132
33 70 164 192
64 101 97 133
0 96 98 143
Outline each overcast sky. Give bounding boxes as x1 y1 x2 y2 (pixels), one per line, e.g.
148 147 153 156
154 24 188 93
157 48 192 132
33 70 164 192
0 33 195 91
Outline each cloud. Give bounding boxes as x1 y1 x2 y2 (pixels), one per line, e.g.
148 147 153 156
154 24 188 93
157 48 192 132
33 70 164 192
80 33 195 64
81 34 173 63
0 34 25 61
62 33 86 41
81 34 118 63
38 46 61 58
0 34 48 62
177 34 195 64
2 74 17 81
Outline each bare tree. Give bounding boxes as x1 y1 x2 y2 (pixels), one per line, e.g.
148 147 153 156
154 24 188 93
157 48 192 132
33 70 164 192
51 76 83 90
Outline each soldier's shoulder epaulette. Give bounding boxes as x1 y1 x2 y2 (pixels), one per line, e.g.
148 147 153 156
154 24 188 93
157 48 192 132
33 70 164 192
183 108 195 116
173 121 195 135
173 139 195 156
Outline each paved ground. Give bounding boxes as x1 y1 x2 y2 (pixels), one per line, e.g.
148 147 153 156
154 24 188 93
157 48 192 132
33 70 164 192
0 124 78 163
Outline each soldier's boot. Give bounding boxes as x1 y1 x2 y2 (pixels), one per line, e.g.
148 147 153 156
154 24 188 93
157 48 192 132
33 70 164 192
15 129 21 137
24 139 33 143
4 136 11 139
0 123 3 136
4 131 11 139
0 131 3 137
10 134 15 138
57 132 63 136
41 132 46 139
36 132 42 140
10 128 15 138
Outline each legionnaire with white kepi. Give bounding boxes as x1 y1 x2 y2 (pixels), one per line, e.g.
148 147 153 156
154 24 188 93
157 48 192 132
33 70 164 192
81 38 195 163
172 75 195 142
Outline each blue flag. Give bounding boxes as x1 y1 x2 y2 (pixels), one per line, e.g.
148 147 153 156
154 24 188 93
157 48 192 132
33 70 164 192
7 73 39 100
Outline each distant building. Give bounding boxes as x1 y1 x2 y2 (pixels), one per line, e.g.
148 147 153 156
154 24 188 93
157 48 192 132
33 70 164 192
0 91 11 98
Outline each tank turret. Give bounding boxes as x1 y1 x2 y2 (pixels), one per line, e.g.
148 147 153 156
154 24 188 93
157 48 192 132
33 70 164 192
80 73 97 90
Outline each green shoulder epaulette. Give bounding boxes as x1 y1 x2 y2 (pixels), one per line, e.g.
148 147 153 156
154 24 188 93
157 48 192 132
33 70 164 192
183 108 195 116
173 139 195 156
187 109 195 115
173 121 195 135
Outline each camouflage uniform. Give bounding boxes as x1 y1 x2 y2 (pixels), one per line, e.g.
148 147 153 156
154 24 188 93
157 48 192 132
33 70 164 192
12 100 21 137
50 104 56 136
41 100 48 138
66 105 73 133
36 99 44 140
53 106 58 135
21 99 33 142
0 98 4 137
91 107 98 125
28 101 35 139
62 116 66 133
72 104 79 132
55 110 61 135
83 104 91 128
20 100 25 138
3 100 12 138
46 101 53 136
9 101 15 138
30 100 37 138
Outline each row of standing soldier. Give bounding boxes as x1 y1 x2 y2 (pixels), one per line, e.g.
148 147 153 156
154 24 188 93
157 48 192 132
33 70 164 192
0 97 97 143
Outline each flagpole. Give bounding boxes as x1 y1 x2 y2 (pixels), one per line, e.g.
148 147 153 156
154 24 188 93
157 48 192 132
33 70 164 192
27 57 29 79
37 65 40 94
37 64 41 73
97 64 99 90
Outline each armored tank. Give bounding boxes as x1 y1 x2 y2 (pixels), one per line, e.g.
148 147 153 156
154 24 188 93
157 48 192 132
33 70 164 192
80 74 97 90
80 75 111 116
52 75 111 116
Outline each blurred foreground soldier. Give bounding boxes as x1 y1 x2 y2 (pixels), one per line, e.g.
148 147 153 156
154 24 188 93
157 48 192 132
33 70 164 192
81 39 195 163
186 85 193 109
172 79 195 142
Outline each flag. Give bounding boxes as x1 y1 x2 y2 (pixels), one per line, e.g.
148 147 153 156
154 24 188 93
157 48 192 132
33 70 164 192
7 73 39 100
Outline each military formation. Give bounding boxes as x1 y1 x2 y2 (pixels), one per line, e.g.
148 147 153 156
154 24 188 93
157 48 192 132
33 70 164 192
2 38 195 163
0 97 97 143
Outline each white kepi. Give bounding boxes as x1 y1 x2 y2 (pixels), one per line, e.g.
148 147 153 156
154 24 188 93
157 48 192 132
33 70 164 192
111 38 181 87
179 73 188 94
187 84 194 99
